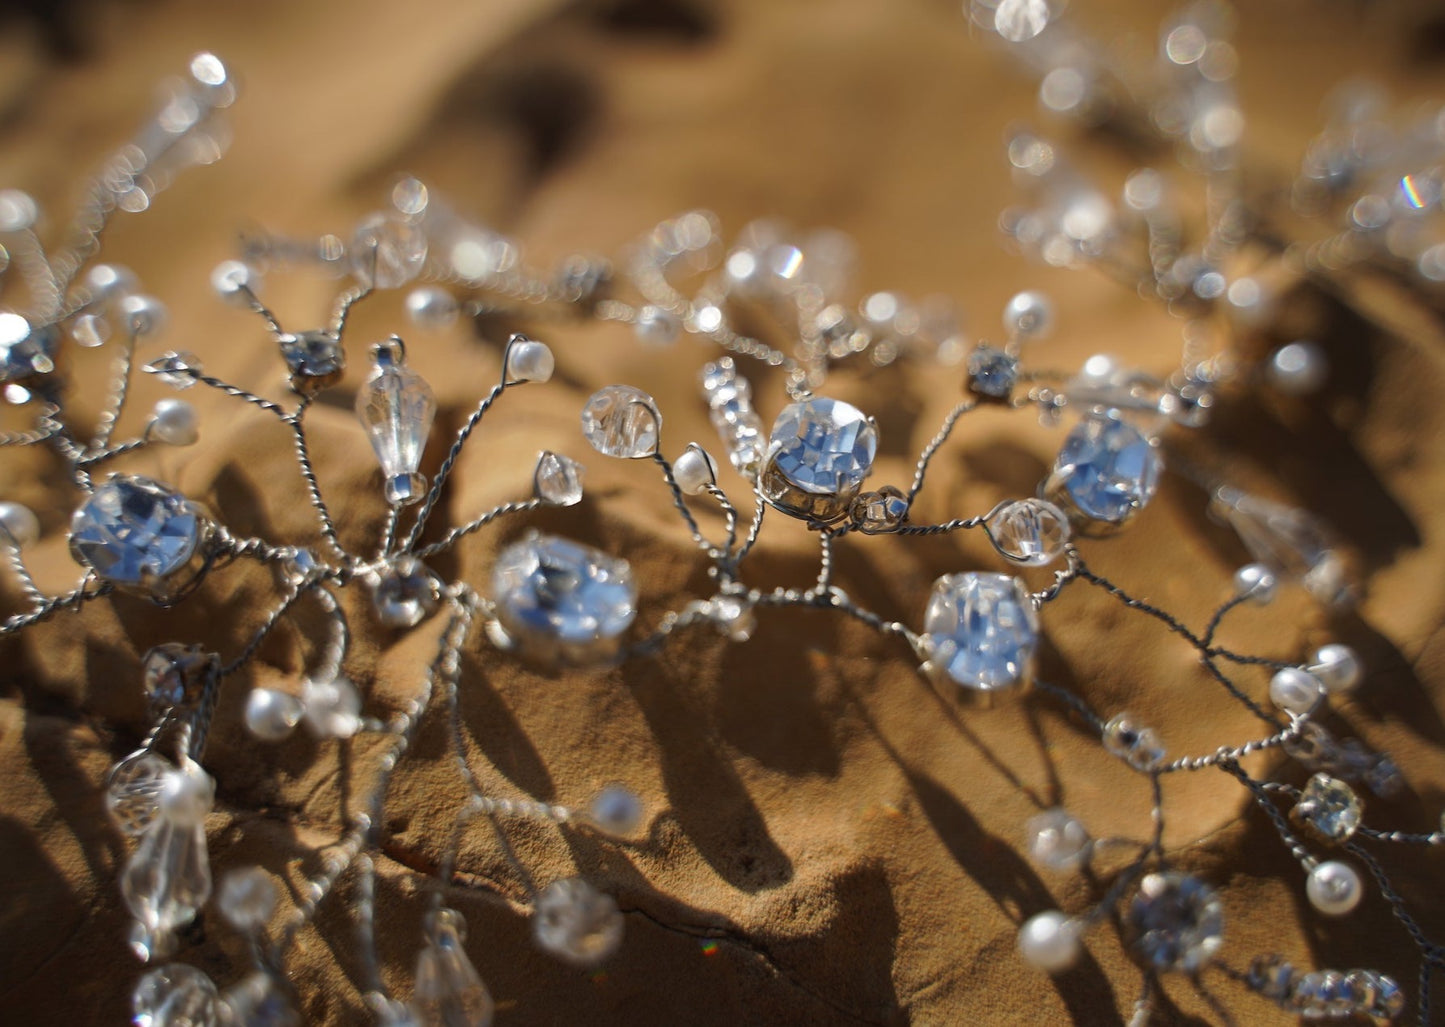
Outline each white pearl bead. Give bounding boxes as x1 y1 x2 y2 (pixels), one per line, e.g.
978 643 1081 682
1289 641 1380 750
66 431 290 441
245 687 303 741
1078 353 1119 384
150 398 199 446
0 501 40 547
1307 860 1363 916
119 294 168 336
1017 911 1079 972
1309 643 1362 693
1003 290 1054 340
1269 667 1324 716
158 762 214 827
1267 341 1328 395
672 444 718 495
210 260 255 303
405 286 458 329
506 337 554 383
1233 563 1277 604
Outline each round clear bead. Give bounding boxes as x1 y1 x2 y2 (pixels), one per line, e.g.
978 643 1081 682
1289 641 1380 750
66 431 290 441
217 866 278 932
158 760 215 828
1103 713 1167 772
581 385 661 459
133 964 222 1027
120 294 168 336
923 573 1038 696
150 398 200 446
533 878 624 967
1026 808 1092 870
985 499 1071 566
350 214 427 288
587 785 643 837
370 557 441 629
106 751 173 836
72 313 110 348
1290 773 1362 844
146 351 202 389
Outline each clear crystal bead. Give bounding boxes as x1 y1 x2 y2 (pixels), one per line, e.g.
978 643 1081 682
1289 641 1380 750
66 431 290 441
1050 414 1162 525
141 643 216 714
923 572 1038 696
1125 872 1223 974
371 557 441 628
1247 954 1296 1001
764 397 877 498
587 785 643 837
850 486 909 533
217 866 278 932
1211 487 1352 606
410 908 495 1027
222 970 299 1027
121 760 214 944
966 346 1020 399
351 213 427 288
1290 773 1362 844
146 351 202 389
580 385 661 459
985 499 1071 566
356 339 437 506
133 964 222 1027
1103 713 1167 771
491 535 636 651
710 594 756 642
278 331 345 392
534 451 585 506
301 675 362 738
533 878 624 967
0 313 57 382
1026 808 1092 870
69 475 202 592
106 751 173 837
72 312 110 348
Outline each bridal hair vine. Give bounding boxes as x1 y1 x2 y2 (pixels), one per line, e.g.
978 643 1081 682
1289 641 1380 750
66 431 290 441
2 1 1444 1023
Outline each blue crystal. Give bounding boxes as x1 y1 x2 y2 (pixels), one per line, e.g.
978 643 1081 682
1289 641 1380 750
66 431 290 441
966 346 1019 398
70 475 200 589
1053 413 1161 523
492 535 635 645
924 572 1038 694
766 397 877 496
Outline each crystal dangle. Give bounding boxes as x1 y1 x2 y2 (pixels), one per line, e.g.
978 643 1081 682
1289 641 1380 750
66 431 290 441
121 757 215 959
410 908 495 1027
1210 486 1352 606
356 336 437 506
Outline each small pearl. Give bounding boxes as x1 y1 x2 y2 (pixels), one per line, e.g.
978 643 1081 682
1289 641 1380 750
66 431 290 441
1078 353 1119 384
1269 667 1324 716
119 294 168 337
150 398 199 446
506 336 554 383
634 305 680 347
405 286 458 329
1003 290 1054 340
210 260 255 304
0 189 38 231
1017 911 1079 972
1309 644 1362 693
1266 341 1328 395
0 501 40 547
672 444 718 495
245 688 303 741
1233 563 1277 604
1307 860 1363 916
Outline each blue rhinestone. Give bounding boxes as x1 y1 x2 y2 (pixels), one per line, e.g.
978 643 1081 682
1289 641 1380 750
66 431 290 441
69 475 201 589
924 572 1038 694
1053 413 1161 524
492 535 636 645
765 397 877 496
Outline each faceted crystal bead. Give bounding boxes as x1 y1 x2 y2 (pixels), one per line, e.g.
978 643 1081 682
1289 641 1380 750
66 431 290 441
106 751 173 837
0 313 57 382
279 331 345 393
222 970 299 1027
710 594 756 642
371 556 441 628
491 535 636 660
1247 954 1296 1002
69 475 203 594
580 385 661 459
1290 773 1363 844
923 573 1038 697
351 213 427 288
217 866 278 932
850 485 909 534
301 675 362 738
1103 713 1167 771
133 964 222 1027
985 499 1071 566
763 397 877 510
121 760 214 947
1025 808 1092 871
146 351 202 389
356 339 436 506
1124 872 1224 974
966 346 1020 400
533 451 585 506
533 878 624 967
410 908 495 1027
1049 414 1162 525
1211 488 1352 606
142 643 217 714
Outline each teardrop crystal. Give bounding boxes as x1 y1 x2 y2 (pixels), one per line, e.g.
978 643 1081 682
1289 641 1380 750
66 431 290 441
409 908 495 1027
356 339 437 506
120 760 214 951
1211 487 1352 606
534 451 584 506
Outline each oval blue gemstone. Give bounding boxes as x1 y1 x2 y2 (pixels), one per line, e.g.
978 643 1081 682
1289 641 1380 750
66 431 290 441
1053 413 1161 524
